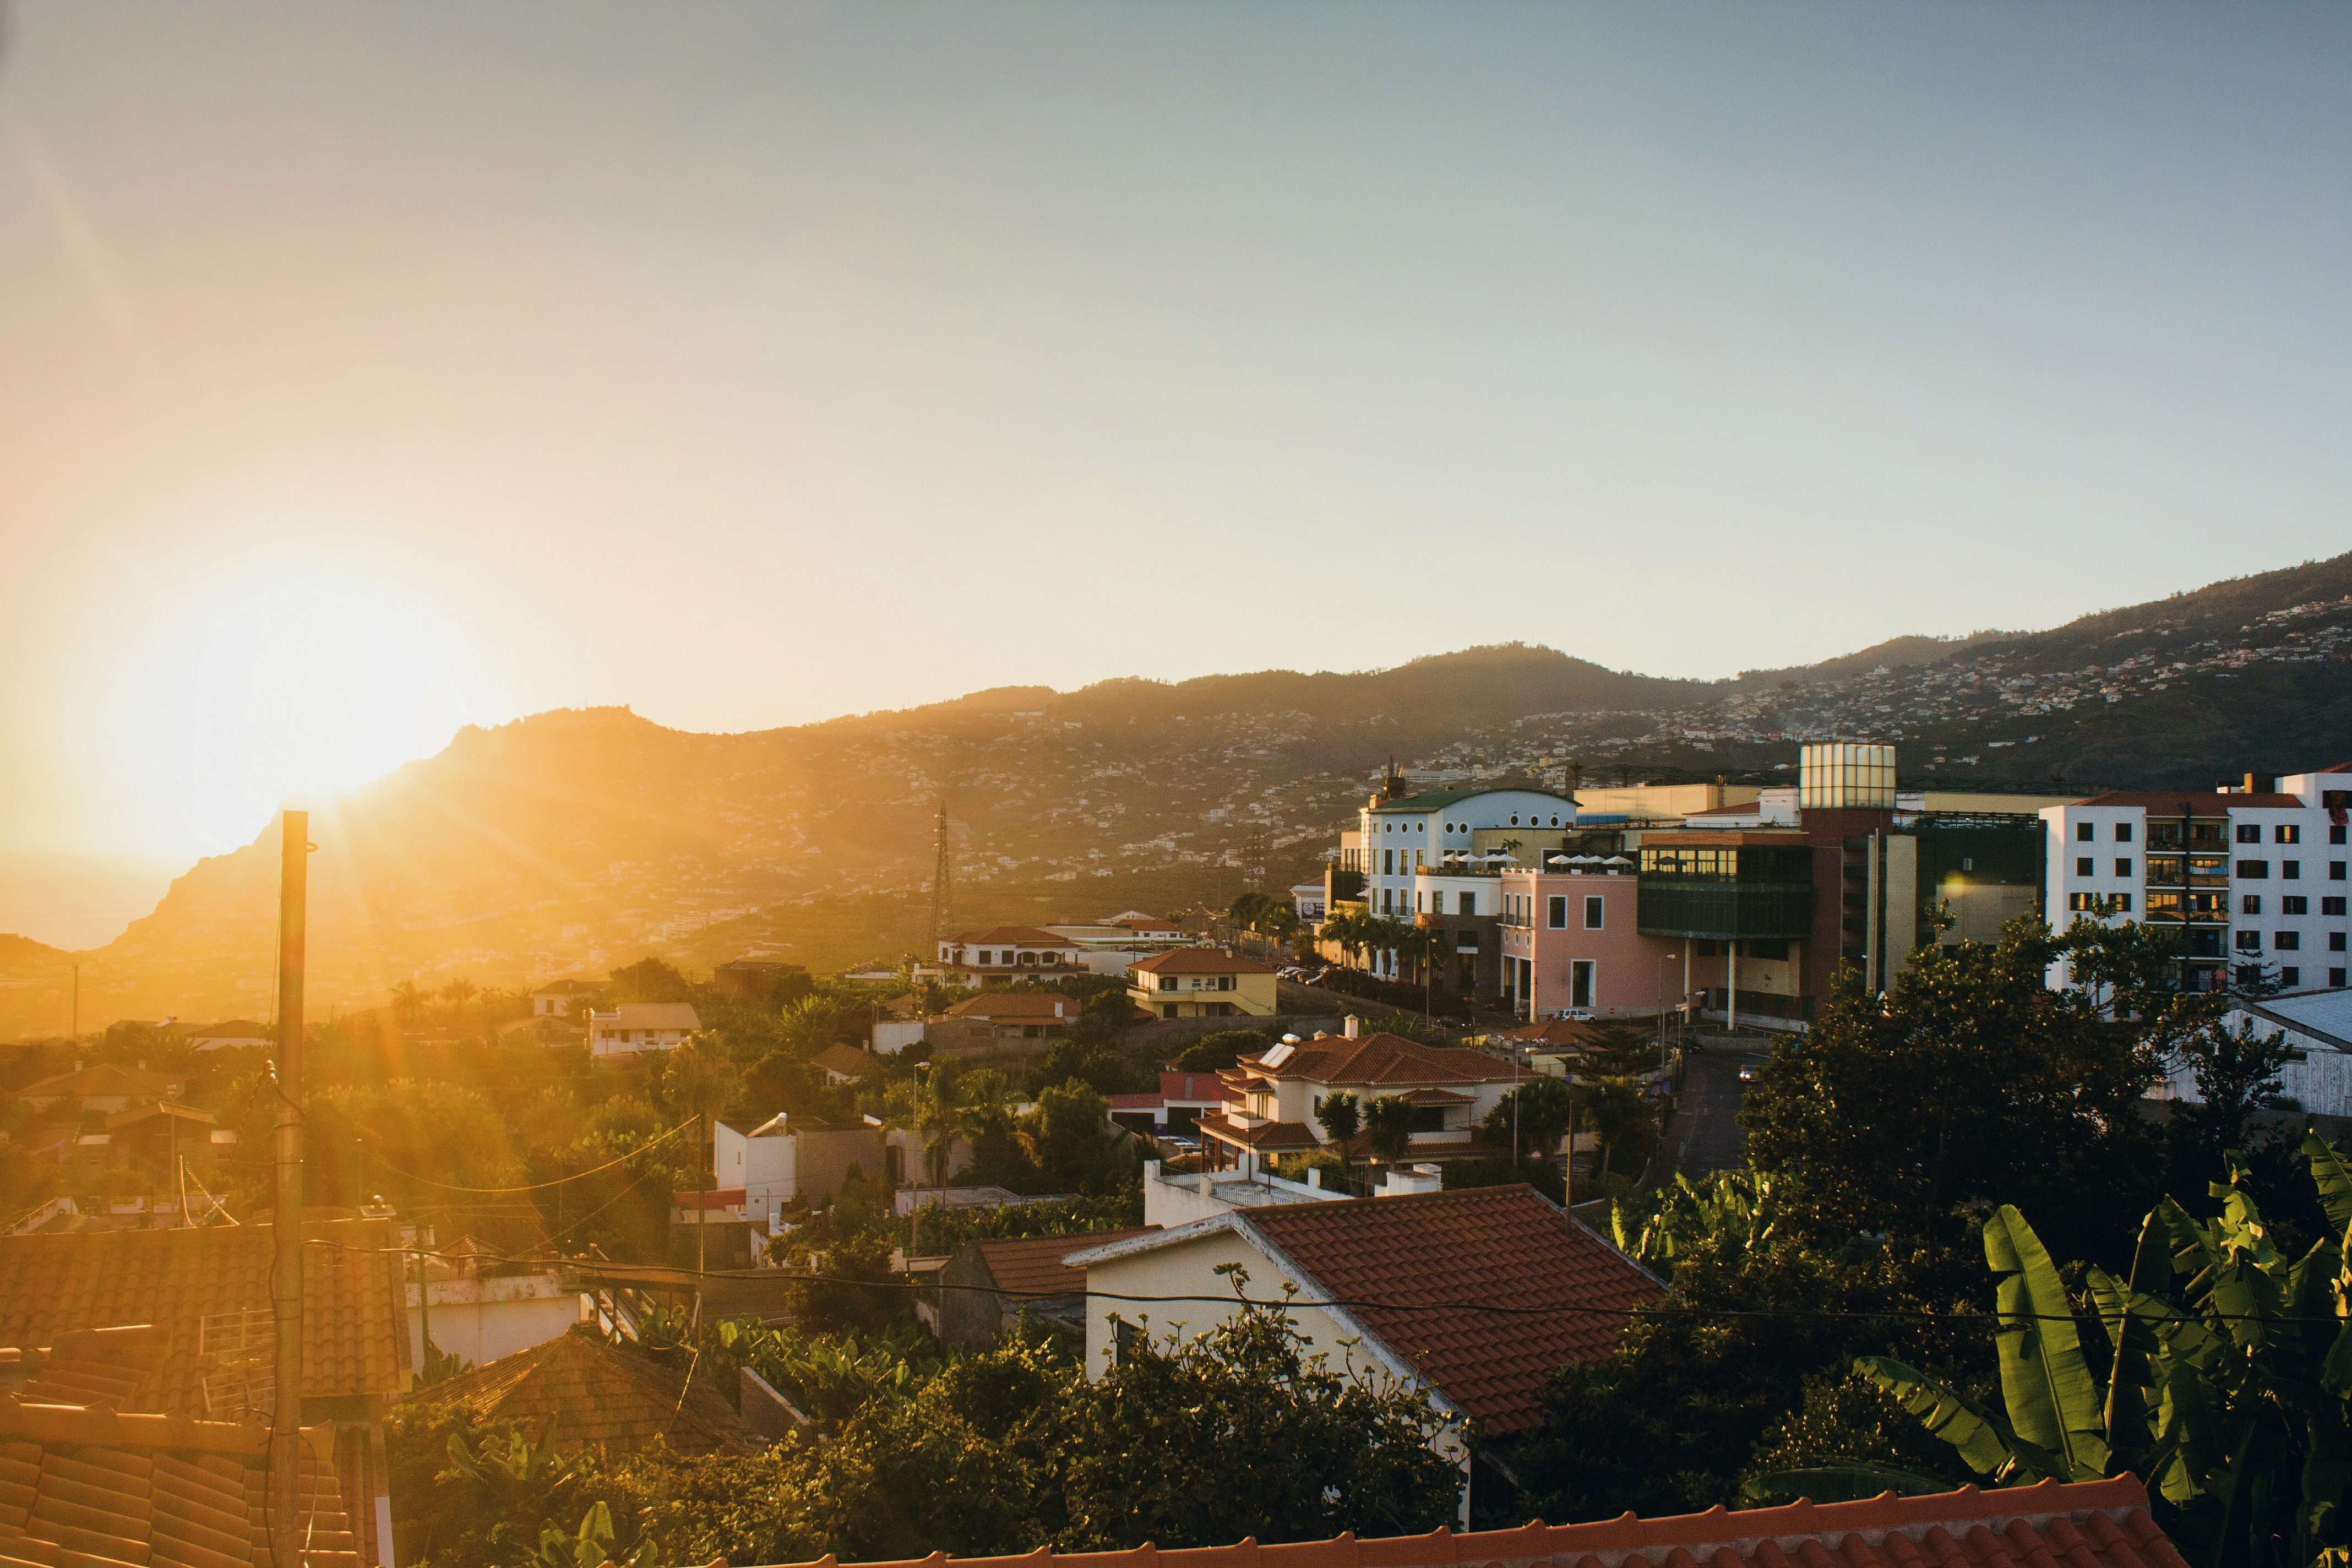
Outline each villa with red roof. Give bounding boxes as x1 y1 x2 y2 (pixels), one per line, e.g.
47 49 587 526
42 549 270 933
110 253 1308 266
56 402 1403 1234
1194 1027 1526 1179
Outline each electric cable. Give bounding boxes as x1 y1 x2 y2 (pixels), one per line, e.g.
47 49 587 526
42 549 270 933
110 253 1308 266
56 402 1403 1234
352 1117 694 1194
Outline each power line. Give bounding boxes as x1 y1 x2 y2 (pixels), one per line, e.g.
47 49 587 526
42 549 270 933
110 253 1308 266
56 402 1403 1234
353 1117 694 1194
294 1237 2329 1329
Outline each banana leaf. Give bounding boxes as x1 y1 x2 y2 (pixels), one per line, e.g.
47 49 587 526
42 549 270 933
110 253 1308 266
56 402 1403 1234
1856 1354 2067 1481
2307 1134 2352 1237
2087 1265 2165 1456
1983 1205 2111 1479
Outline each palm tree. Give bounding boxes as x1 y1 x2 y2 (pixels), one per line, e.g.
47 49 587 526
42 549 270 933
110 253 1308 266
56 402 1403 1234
389 979 424 1028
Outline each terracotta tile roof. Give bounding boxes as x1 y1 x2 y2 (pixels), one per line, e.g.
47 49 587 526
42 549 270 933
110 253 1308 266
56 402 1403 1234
17 1065 179 1103
1396 1088 1475 1106
944 993 1074 1021
0 1397 359 1568
813 1044 876 1078
0 1220 412 1418
964 1229 1153 1302
1107 1073 1237 1110
1247 1185 1658 1434
1196 1114 1322 1152
1245 1036 1520 1088
406 1327 749 1456
745 1474 2185 1568
598 1003 701 1031
1131 950 1280 976
16 1325 170 1410
949 927 1074 946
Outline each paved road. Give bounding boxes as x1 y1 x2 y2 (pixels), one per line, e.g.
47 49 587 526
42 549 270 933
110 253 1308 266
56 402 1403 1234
1655 1039 1771 1184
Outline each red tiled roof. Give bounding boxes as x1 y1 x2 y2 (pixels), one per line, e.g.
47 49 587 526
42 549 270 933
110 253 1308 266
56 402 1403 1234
746 1475 2186 1568
813 1043 876 1077
1246 1035 1520 1088
406 1327 749 1456
2076 792 2305 813
1108 1072 1240 1110
0 1219 411 1417
17 1324 170 1409
1397 1088 1474 1106
0 1396 360 1568
1247 1185 1657 1434
1131 949 1281 976
949 927 1074 946
944 992 1073 1021
966 1229 1153 1302
1196 1114 1322 1151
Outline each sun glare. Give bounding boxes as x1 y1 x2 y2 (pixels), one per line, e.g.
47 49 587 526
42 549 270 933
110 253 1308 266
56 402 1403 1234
99 562 487 859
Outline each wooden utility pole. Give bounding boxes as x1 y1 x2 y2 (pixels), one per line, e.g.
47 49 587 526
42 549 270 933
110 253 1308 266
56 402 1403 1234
269 810 307 1568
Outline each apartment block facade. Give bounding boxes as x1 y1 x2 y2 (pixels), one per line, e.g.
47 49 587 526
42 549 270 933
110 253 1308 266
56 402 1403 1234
2044 767 2352 994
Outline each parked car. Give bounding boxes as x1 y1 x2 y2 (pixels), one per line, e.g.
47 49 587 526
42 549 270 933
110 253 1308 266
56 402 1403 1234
1737 1063 1758 1082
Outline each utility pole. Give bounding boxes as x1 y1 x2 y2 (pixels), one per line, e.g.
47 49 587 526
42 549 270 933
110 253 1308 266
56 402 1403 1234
69 963 79 1041
269 810 307 1568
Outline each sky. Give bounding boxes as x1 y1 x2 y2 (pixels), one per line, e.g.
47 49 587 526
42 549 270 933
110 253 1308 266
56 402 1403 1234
1 2 2347 886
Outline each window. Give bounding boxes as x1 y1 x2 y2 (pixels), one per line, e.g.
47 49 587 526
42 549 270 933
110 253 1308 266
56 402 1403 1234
1019 951 1036 965
2278 824 2301 844
2277 931 2301 951
2284 896 2309 915
2236 963 2266 987
1570 960 1595 1010
2284 861 2301 879
2281 967 2301 988
1415 849 1425 870
2116 823 2133 842
2336 863 2349 880
2236 930 2262 952
1382 849 1394 875
2238 824 2262 844
2333 933 2347 952
2327 897 2348 917
1162 1004 1177 1019
1461 891 1477 916
2116 859 2133 878
2244 895 2263 916
1417 821 1425 832
2335 968 2349 989
2077 822 2095 842
2076 857 2095 876
2114 894 2133 912
1585 894 1605 930
2335 826 2349 845
2239 861 2269 879
1158 974 1177 992
2070 891 2100 912
1381 889 1393 914
1547 896 1567 929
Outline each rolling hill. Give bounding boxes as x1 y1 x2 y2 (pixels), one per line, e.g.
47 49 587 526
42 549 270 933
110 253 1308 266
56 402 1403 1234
9 552 2349 1039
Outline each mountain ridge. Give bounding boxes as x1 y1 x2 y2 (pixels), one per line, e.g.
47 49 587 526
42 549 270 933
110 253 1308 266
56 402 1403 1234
8 551 2348 1038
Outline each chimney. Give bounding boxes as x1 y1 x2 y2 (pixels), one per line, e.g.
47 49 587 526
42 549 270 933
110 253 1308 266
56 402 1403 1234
1342 1015 1360 1038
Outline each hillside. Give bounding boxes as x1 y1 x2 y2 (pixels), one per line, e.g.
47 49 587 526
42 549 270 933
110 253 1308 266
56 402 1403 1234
9 553 2348 1038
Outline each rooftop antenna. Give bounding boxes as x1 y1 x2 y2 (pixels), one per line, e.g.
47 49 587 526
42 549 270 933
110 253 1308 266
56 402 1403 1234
927 802 954 946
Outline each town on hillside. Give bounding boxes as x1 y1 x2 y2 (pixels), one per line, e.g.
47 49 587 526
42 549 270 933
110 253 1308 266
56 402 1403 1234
0 740 2345 1567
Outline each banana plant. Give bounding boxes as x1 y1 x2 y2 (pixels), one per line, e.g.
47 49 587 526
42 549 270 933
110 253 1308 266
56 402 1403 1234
1616 1169 1777 1265
1751 1137 2352 1568
532 1502 657 1568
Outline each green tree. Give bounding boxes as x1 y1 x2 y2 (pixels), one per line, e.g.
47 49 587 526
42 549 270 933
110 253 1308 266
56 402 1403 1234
1362 1095 1416 1167
1739 918 2165 1265
1315 1090 1361 1146
1174 1030 1271 1073
1023 1080 1117 1193
1483 1076 1577 1168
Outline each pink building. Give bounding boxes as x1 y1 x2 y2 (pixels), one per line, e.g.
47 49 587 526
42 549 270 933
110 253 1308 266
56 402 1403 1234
1496 869 1686 1019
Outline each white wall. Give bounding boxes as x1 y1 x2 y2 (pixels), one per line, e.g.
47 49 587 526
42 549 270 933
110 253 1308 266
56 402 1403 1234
409 1273 585 1371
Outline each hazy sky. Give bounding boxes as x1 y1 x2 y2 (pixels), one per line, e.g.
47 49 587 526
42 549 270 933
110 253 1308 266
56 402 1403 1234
2 2 2347 868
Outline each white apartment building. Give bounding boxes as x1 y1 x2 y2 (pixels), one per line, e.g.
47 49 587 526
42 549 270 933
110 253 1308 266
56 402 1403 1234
1358 786 1580 923
2044 766 2352 995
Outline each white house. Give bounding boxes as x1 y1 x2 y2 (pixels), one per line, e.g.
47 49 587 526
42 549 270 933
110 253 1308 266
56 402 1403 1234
1195 1027 1523 1179
2044 766 2352 996
531 980 601 1018
712 1112 889 1222
1063 1185 1659 1524
934 927 1086 986
586 1001 700 1056
1357 786 1581 953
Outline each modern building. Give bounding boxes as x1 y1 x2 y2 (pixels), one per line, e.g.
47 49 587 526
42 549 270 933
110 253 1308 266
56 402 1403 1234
585 1001 700 1056
2044 765 2352 994
1126 949 1281 1019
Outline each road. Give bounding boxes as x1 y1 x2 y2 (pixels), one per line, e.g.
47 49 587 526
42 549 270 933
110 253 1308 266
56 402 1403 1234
1654 1038 1770 1185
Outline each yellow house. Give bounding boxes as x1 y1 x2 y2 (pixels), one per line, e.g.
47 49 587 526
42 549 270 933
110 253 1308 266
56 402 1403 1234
1126 949 1280 1019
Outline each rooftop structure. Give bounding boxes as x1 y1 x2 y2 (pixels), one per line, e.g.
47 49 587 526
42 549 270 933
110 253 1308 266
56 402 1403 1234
404 1325 749 1455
